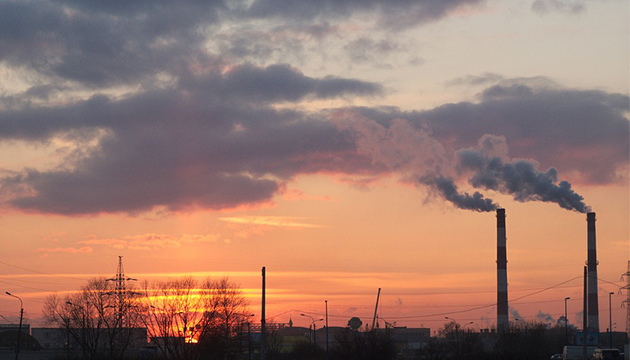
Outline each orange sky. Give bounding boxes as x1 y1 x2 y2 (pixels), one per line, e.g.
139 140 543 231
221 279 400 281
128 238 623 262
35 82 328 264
0 176 627 331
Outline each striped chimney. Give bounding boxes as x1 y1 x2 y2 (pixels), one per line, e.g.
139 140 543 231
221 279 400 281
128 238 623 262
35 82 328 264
497 208 509 332
587 212 599 331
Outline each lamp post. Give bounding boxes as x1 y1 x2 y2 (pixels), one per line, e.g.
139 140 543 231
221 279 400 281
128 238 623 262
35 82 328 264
462 321 474 332
66 301 90 360
609 292 614 349
445 317 460 353
6 292 24 360
325 300 329 360
64 302 71 360
236 313 255 360
300 314 323 346
565 297 570 346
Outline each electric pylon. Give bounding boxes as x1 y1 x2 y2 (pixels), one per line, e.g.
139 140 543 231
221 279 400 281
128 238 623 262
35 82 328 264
106 256 137 327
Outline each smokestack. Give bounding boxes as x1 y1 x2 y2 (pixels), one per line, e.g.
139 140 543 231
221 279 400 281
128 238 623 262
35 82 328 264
587 212 599 331
496 208 508 332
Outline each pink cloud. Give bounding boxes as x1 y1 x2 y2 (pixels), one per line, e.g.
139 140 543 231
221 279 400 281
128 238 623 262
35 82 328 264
37 246 93 253
80 233 220 251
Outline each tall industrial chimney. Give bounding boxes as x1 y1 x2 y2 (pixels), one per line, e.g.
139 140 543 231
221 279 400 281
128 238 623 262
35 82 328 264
497 208 509 332
587 212 599 332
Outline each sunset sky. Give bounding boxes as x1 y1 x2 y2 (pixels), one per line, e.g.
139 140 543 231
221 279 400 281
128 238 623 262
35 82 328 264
0 0 628 333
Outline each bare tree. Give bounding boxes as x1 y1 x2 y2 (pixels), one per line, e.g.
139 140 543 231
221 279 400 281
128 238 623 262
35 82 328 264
43 277 142 360
138 277 250 360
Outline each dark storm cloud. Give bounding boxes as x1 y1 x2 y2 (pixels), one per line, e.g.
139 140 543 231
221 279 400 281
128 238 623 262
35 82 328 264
353 82 630 185
245 0 485 30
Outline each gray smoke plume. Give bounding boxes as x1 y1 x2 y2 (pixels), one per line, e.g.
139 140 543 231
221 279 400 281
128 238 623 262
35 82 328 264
337 116 590 213
420 174 499 212
456 135 592 213
536 310 555 325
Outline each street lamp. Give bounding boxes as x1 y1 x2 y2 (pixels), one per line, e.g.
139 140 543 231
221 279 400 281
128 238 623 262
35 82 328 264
66 301 90 360
64 302 73 360
236 313 255 360
300 314 323 346
325 300 329 360
462 321 474 332
565 297 570 346
6 292 24 360
609 292 614 349
445 317 460 351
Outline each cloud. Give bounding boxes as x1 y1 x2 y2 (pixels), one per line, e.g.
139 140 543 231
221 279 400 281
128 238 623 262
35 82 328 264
0 79 626 215
343 37 409 66
0 0 484 91
80 233 220 251
0 1 622 219
245 0 485 30
446 73 504 87
179 63 384 103
282 189 336 202
37 246 93 254
219 216 323 228
531 0 586 15
355 81 630 185
0 70 381 214
0 0 225 87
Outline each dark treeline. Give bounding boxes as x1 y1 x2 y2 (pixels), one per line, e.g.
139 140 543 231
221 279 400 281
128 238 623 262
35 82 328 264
43 276 250 360
40 276 623 360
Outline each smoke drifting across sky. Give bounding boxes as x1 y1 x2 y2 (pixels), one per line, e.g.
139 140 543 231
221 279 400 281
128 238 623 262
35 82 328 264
0 0 627 216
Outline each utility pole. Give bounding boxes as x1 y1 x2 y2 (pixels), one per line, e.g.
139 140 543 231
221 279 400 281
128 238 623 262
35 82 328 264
609 292 614 348
564 297 570 346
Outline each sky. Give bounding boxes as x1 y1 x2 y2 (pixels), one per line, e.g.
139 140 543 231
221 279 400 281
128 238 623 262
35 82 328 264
0 0 628 333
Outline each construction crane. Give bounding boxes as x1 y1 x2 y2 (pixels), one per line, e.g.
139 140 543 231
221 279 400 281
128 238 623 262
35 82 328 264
372 288 381 331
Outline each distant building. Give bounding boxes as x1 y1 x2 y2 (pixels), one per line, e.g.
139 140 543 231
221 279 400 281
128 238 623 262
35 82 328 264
31 328 66 350
388 326 431 351
0 323 30 334
31 327 147 352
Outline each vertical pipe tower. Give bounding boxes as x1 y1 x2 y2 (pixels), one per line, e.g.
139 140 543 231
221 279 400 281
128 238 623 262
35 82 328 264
261 266 266 360
587 212 599 332
496 208 509 332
